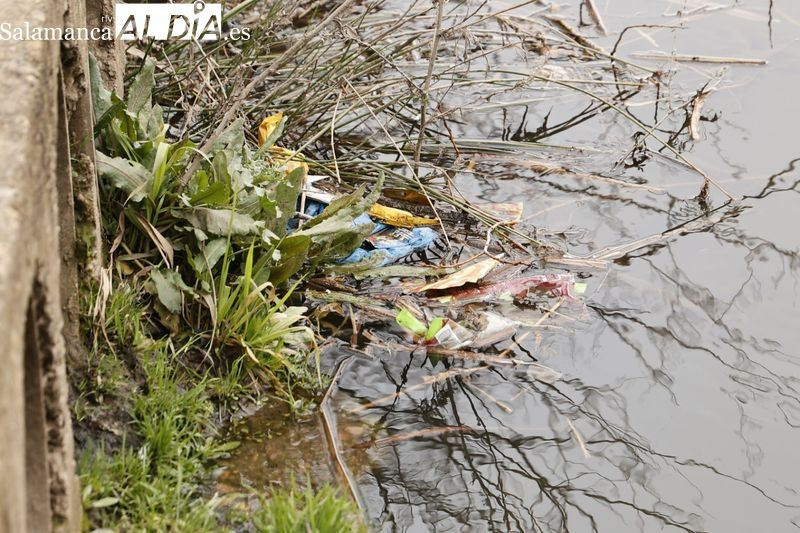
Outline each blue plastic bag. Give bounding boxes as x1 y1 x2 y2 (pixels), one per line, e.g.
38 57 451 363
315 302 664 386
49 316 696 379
290 198 437 266
340 226 438 266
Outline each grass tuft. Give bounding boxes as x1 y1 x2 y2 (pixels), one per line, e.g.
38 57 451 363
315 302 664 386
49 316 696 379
78 342 219 531
253 482 367 533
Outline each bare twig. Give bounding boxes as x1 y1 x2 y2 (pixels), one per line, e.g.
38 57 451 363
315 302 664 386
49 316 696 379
465 382 514 413
358 426 475 449
342 79 452 247
348 366 485 414
179 0 357 187
533 75 736 199
567 418 591 458
611 24 678 56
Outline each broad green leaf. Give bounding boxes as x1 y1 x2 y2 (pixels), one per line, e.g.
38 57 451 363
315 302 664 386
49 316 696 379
201 238 228 272
211 150 233 190
164 138 196 173
90 497 119 509
293 175 383 263
96 152 152 202
210 118 245 155
270 165 304 236
190 181 230 206
88 53 111 122
425 317 445 340
141 102 164 141
127 58 155 116
173 207 263 237
270 234 311 284
124 59 163 142
302 178 381 230
300 218 373 262
150 269 188 314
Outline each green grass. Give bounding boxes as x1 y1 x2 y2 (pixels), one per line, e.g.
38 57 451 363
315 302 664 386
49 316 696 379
75 280 363 531
78 342 220 531
72 283 142 422
253 482 367 533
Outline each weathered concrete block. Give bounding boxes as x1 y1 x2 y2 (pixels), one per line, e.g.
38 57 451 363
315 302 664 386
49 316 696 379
0 0 93 530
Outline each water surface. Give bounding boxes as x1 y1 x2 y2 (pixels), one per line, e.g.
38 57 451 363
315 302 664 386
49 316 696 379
329 1 800 531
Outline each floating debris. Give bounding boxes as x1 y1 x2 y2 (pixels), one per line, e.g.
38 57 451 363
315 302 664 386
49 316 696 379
342 226 438 267
414 258 500 292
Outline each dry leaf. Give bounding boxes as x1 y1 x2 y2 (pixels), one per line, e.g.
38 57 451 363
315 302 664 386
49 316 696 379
270 146 309 177
477 202 524 224
415 258 499 292
382 188 432 206
131 211 174 268
258 112 309 177
689 90 710 141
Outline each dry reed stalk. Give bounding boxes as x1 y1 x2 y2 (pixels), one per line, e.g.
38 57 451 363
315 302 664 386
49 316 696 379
690 89 711 141
320 355 366 510
584 0 607 35
630 52 767 65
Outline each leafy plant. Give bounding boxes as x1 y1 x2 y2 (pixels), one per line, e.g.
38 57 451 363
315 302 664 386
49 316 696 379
396 308 445 341
90 55 381 384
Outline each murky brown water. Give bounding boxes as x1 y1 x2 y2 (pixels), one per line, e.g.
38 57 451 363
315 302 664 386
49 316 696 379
221 1 800 531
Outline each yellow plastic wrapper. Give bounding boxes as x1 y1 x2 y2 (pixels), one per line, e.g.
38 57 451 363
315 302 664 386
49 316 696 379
258 112 283 146
368 203 437 228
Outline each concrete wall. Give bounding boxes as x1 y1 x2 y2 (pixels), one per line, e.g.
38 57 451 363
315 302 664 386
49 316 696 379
0 0 118 530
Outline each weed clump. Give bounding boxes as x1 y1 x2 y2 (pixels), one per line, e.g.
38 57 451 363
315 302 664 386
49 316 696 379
252 482 366 533
90 55 381 390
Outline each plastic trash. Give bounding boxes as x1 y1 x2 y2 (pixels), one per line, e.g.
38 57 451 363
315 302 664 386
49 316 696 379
432 319 474 349
446 273 578 301
290 192 438 267
341 226 438 267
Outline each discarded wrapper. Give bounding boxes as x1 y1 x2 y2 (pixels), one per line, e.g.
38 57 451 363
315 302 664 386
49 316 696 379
433 319 475 349
292 179 438 267
444 273 578 302
342 226 438 266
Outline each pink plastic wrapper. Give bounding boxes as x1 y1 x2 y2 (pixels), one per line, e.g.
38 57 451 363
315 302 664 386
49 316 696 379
446 273 576 302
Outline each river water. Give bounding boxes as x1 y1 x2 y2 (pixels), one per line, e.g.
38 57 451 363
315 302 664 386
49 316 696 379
222 1 800 531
